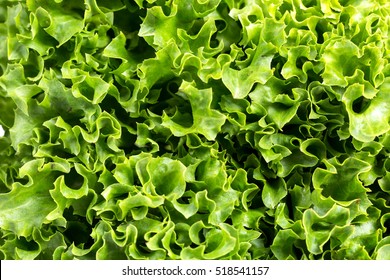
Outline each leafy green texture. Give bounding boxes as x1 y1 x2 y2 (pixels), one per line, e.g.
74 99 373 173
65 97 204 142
1 0 390 260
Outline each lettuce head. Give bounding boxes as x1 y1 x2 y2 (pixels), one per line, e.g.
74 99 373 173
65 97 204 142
1 0 390 260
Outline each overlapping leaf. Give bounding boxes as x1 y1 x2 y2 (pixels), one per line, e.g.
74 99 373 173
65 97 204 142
1 0 390 260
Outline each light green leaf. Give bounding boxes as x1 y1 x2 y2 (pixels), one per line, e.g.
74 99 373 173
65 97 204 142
0 159 60 237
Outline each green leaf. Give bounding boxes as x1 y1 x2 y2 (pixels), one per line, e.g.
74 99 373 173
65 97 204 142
303 204 350 254
162 81 226 140
312 157 372 216
222 41 275 99
262 177 287 210
321 39 360 87
2 0 390 261
376 245 390 260
29 3 84 46
0 159 61 237
343 79 390 142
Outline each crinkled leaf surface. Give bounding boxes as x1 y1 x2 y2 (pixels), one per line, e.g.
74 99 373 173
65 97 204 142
1 0 390 260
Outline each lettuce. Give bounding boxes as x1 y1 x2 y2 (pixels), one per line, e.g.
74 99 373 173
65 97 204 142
1 0 390 260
